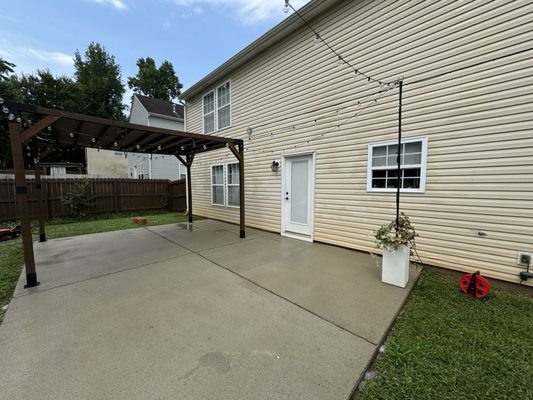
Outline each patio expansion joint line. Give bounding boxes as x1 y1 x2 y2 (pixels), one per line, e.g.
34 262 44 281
13 252 192 298
145 227 272 253
149 229 378 347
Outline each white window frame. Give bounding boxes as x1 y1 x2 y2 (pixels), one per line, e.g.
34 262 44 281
210 162 240 208
211 163 225 206
202 80 231 134
226 162 240 208
367 136 428 193
202 90 216 134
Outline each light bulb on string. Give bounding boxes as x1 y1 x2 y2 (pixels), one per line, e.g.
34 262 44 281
313 34 321 46
282 0 289 13
69 132 74 138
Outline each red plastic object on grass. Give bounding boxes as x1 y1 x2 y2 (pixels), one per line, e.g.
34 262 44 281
459 271 491 299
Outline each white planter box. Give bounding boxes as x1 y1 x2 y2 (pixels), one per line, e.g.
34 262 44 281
382 244 410 288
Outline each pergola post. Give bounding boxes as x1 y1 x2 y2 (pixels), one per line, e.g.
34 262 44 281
9 121 39 287
34 163 46 242
229 141 245 238
177 153 195 224
32 140 47 242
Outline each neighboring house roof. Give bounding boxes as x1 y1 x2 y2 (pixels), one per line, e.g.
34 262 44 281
134 94 184 120
180 0 342 100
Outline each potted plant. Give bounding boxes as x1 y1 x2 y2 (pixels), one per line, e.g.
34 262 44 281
374 212 417 288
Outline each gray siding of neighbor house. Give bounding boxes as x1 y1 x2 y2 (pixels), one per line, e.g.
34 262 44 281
128 96 186 180
182 0 533 285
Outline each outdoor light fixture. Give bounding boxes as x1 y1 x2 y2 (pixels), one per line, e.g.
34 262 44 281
283 0 289 13
247 127 252 140
271 160 280 172
91 138 96 143
113 141 118 147
136 144 140 149
313 34 321 46
157 145 161 151
8 113 15 121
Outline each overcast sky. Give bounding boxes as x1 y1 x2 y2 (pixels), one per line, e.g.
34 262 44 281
0 0 310 92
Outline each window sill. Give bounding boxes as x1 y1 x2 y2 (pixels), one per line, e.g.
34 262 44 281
367 188 425 194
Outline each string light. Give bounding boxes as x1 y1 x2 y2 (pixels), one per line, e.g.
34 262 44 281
313 34 321 46
284 0 397 87
282 0 289 13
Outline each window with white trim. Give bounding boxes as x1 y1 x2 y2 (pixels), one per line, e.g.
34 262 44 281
211 164 225 206
226 162 240 207
203 91 215 134
367 137 428 192
210 163 240 207
203 81 231 133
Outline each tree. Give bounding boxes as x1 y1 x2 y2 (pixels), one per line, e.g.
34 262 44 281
0 58 17 167
127 57 183 102
0 58 15 81
17 69 80 110
74 42 125 119
0 69 83 167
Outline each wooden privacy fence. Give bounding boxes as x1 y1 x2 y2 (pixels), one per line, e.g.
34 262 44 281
0 178 186 221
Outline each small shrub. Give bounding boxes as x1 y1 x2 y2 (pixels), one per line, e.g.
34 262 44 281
61 179 94 218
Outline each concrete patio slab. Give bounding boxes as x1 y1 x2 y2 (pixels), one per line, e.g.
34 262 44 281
199 234 419 344
0 220 418 400
14 228 191 295
148 219 271 252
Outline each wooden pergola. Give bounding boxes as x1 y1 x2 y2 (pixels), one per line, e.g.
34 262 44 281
3 100 245 288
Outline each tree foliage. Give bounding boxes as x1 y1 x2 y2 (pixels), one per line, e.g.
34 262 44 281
74 42 125 120
0 68 83 167
127 57 182 102
0 58 15 81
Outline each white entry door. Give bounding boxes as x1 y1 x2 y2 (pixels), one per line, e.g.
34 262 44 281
282 154 314 238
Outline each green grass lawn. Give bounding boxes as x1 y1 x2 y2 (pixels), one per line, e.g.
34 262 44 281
0 211 197 323
357 269 533 400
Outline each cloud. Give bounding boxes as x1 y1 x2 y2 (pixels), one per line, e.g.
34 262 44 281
172 0 309 24
26 49 74 67
0 39 74 76
87 0 127 10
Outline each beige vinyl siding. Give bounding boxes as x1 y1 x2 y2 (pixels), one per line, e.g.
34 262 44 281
183 0 533 285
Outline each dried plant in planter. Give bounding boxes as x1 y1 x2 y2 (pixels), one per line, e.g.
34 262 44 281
374 212 418 255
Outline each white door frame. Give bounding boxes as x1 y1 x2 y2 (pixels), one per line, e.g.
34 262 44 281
281 152 315 242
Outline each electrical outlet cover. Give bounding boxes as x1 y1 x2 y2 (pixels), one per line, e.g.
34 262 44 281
517 252 532 265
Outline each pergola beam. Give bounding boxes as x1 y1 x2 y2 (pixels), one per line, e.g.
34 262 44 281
20 116 59 144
